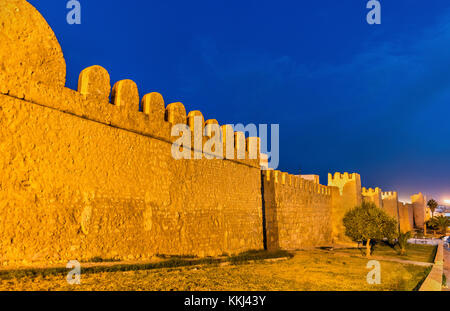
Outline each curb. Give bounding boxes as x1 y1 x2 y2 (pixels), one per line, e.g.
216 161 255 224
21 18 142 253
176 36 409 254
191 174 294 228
419 241 443 291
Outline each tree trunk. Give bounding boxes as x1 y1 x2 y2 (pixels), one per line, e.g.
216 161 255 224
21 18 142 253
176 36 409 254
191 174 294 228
366 239 371 258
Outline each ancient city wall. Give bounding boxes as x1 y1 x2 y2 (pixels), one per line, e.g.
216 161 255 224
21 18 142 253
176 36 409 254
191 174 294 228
328 173 362 243
0 84 264 264
412 193 427 229
263 171 332 250
398 202 414 233
362 187 383 208
381 192 400 222
0 1 431 266
0 1 267 265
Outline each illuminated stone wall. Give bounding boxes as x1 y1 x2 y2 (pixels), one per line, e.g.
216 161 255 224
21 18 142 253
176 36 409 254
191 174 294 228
398 202 414 233
0 0 264 265
381 192 400 222
0 90 265 264
263 171 332 250
0 0 430 266
362 187 383 208
412 193 427 229
328 173 362 243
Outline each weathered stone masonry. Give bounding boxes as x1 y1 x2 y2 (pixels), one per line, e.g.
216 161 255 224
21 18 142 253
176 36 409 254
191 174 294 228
263 171 332 251
0 1 427 266
0 0 264 264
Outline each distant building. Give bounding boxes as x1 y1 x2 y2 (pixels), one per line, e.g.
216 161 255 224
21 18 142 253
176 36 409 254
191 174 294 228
301 175 320 184
436 206 450 218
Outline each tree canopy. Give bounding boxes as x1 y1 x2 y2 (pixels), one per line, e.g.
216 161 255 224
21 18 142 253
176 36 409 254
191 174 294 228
427 215 450 235
427 199 439 218
343 201 398 257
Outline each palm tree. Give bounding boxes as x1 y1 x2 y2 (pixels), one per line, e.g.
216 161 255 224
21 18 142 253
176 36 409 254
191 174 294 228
397 231 412 255
427 199 439 218
429 216 450 235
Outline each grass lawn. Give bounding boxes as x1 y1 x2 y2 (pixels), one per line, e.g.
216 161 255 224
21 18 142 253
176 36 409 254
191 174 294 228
0 250 431 291
335 242 437 263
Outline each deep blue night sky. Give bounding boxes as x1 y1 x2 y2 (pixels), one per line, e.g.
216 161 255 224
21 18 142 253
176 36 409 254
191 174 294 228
28 0 450 203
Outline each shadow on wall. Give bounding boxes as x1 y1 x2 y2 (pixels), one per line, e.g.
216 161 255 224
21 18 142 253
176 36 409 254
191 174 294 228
262 172 280 251
0 0 266 264
263 170 335 250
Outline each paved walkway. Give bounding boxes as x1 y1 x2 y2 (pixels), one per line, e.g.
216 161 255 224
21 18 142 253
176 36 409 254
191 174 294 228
368 256 433 267
443 246 450 291
329 251 433 267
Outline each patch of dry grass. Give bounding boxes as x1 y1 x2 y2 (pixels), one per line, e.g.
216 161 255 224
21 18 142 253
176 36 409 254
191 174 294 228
0 250 429 291
336 243 437 263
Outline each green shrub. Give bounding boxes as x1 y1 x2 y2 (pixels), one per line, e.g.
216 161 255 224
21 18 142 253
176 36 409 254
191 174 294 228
343 201 398 257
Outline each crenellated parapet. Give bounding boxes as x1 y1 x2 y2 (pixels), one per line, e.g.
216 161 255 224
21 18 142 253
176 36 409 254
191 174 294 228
328 172 359 182
380 191 399 221
0 0 433 264
327 172 362 244
1 62 262 167
0 0 266 264
263 170 331 197
328 172 361 196
362 187 383 209
263 170 333 250
0 0 262 168
382 191 398 199
362 187 381 195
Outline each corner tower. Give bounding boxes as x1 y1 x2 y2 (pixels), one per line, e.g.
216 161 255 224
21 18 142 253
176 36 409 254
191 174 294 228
362 187 383 208
328 172 362 243
0 0 66 92
398 202 414 233
411 193 427 229
381 191 399 222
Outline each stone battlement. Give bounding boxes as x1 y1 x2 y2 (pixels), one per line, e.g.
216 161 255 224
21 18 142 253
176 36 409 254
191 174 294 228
263 171 331 196
0 1 260 167
328 172 360 183
382 191 398 199
263 171 332 250
362 187 383 209
362 187 382 195
1 63 261 167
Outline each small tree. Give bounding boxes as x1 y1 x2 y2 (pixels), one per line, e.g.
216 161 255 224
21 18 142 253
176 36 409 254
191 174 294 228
343 202 398 258
397 231 412 255
428 216 450 235
427 199 439 218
